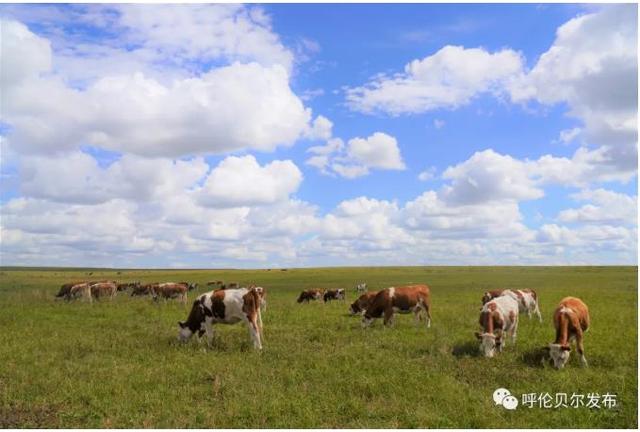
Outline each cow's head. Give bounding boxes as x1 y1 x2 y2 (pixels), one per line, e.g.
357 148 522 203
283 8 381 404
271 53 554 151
548 343 571 369
337 289 345 300
188 282 198 291
481 292 492 305
349 301 361 315
475 331 501 358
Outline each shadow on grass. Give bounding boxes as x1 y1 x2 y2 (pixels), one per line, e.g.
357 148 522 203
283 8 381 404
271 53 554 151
520 347 550 368
452 340 481 358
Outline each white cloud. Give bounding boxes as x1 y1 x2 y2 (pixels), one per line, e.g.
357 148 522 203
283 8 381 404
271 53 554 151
346 45 525 115
0 19 52 87
418 167 436 181
198 155 302 208
557 188 637 225
441 149 544 204
433 119 445 129
305 132 405 178
555 127 582 145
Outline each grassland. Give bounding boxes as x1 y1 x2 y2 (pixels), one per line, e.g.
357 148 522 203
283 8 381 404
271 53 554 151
0 266 637 428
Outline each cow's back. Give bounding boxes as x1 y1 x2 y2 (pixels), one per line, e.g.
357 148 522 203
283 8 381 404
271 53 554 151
556 296 589 331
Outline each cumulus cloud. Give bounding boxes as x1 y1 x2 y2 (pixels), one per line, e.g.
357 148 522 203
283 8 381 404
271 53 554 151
557 188 637 225
346 45 525 115
198 155 303 208
306 132 405 178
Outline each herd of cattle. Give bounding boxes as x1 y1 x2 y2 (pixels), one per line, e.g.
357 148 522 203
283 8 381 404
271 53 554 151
55 279 589 369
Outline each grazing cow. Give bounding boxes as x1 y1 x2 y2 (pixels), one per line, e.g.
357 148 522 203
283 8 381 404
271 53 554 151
150 283 189 304
297 289 324 303
90 281 118 300
355 282 367 293
482 289 542 322
56 281 86 299
131 283 155 297
323 289 346 303
178 281 198 291
475 295 519 358
117 281 140 292
227 282 239 289
67 283 92 302
178 287 263 350
547 297 590 369
349 291 378 315
362 285 431 328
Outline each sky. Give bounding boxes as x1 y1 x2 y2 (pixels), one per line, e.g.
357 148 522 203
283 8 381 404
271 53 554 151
0 3 637 268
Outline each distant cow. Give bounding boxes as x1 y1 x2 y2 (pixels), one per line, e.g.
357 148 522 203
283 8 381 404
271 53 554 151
547 297 590 369
482 289 542 322
349 291 378 315
297 289 323 303
355 282 367 293
56 281 86 299
207 280 224 286
131 283 155 297
90 282 118 300
67 283 92 302
178 287 263 350
178 281 198 291
362 285 431 328
151 283 189 304
117 281 140 292
475 295 519 358
323 289 346 303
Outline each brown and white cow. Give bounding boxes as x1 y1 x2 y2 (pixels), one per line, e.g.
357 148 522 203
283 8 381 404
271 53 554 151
150 282 189 304
67 283 93 302
349 291 378 315
323 289 346 303
248 285 267 311
116 281 140 292
482 289 542 322
297 289 324 303
90 281 118 300
475 295 519 358
547 297 590 369
178 287 263 350
362 285 432 328
56 281 86 299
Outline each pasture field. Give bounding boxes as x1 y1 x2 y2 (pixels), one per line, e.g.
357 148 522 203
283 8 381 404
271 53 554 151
0 266 637 428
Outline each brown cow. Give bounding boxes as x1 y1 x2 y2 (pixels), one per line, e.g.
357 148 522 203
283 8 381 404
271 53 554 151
349 291 378 315
475 295 519 358
547 297 590 369
248 285 267 311
90 282 118 300
297 289 324 303
131 283 156 297
178 287 263 350
362 285 432 328
151 282 188 304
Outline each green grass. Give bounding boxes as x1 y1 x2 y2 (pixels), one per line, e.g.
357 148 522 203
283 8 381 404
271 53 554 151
0 266 637 428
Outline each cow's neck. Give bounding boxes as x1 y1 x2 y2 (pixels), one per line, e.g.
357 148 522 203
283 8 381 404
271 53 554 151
554 311 571 345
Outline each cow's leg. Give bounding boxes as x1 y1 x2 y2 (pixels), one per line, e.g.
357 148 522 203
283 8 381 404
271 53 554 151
511 316 518 345
204 321 214 347
246 315 262 350
534 302 543 322
423 300 432 328
383 307 394 327
575 328 587 367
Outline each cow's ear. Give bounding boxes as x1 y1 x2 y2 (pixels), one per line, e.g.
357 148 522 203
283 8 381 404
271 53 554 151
561 346 571 351
178 321 185 328
474 331 482 340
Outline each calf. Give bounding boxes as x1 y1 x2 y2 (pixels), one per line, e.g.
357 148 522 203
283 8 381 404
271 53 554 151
482 289 542 322
349 291 378 315
547 297 590 369
178 287 263 350
475 295 519 358
324 289 346 303
297 289 323 303
249 285 267 311
151 283 188 304
362 285 431 328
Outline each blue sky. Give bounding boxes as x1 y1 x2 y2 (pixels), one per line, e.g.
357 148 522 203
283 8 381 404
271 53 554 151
0 3 637 268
